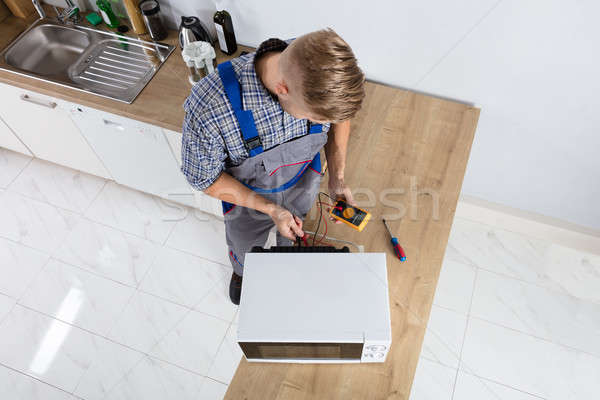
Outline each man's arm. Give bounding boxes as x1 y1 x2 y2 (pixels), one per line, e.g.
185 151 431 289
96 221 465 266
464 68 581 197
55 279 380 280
324 120 355 206
204 173 304 240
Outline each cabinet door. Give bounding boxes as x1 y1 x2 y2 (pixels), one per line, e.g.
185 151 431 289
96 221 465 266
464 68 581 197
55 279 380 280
163 128 222 215
71 106 191 200
0 116 32 156
0 83 111 178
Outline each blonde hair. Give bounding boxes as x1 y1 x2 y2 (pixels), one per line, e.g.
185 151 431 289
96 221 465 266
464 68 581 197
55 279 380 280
291 28 365 122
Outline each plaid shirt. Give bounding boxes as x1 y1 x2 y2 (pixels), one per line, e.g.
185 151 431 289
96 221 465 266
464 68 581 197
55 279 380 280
181 38 331 191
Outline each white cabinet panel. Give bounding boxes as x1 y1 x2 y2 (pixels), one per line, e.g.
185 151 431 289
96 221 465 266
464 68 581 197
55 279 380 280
0 116 31 156
71 106 191 202
0 83 111 178
162 128 221 215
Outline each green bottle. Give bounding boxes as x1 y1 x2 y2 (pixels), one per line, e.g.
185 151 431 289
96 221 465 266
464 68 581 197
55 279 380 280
96 0 120 28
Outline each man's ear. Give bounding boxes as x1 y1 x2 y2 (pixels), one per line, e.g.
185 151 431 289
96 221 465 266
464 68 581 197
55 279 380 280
274 80 289 96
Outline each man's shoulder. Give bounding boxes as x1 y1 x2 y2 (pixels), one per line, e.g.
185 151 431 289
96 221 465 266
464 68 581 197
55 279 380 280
184 54 252 123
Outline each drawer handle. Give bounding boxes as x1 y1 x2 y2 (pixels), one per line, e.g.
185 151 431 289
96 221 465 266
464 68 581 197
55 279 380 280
20 94 57 109
103 119 125 131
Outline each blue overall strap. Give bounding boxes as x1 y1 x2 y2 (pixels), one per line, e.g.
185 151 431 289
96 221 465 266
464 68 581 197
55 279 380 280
309 123 323 134
217 61 264 156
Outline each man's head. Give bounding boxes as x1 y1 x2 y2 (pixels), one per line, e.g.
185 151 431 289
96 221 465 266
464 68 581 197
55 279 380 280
275 29 365 124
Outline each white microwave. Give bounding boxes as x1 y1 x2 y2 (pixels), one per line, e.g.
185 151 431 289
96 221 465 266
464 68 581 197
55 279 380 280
237 252 391 363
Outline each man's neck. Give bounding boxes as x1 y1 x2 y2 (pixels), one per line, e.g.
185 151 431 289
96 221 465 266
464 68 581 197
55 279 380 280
255 52 282 96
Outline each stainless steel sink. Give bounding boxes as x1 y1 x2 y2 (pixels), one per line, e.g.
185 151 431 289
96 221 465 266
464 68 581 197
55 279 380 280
0 18 175 103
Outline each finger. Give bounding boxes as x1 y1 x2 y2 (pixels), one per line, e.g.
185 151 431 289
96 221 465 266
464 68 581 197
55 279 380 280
284 228 296 241
344 189 356 206
290 220 304 238
293 215 303 232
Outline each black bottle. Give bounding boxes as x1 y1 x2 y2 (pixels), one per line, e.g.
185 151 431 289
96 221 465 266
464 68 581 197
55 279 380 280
213 10 237 55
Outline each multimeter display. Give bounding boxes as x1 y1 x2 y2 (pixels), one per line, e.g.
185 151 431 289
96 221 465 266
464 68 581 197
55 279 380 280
329 201 371 232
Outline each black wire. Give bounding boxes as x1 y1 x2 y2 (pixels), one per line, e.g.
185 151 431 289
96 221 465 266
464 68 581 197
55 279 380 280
313 192 324 246
313 192 336 246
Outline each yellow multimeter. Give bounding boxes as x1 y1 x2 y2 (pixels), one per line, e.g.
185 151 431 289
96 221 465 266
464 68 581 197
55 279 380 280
329 200 371 232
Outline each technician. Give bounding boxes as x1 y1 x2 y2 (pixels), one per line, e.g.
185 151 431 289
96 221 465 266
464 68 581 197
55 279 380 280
181 29 365 305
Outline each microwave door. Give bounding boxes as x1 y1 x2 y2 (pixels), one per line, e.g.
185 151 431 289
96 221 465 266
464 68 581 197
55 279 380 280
239 341 364 362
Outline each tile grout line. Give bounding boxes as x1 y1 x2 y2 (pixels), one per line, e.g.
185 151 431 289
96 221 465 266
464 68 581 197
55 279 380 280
453 213 600 257
473 265 600 306
203 319 236 387
0 361 83 399
445 249 600 308
450 267 478 400
468 314 600 360
94 301 224 397
86 261 235 398
3 153 33 190
459 369 549 400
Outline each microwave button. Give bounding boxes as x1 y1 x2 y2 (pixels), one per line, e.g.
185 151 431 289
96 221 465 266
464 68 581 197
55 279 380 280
363 353 374 358
367 345 387 352
374 352 385 358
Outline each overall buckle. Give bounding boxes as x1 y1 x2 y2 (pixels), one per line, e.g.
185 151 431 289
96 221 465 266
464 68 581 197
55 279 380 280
245 136 262 151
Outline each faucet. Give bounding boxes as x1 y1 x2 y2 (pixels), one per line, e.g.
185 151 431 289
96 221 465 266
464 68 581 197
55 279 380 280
31 0 81 23
31 0 45 19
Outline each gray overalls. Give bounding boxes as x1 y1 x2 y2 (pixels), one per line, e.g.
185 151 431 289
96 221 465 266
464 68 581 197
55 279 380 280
217 61 328 276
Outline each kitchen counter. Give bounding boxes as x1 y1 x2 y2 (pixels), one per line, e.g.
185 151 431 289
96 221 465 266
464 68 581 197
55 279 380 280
225 83 480 399
0 10 253 132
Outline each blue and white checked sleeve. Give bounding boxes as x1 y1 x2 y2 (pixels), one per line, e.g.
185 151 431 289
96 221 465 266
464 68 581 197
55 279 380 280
181 109 227 191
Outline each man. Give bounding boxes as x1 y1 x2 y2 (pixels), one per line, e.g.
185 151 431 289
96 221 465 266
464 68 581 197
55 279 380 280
181 28 365 305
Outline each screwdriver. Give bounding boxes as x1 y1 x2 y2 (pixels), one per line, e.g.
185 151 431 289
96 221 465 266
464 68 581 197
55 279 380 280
382 218 406 262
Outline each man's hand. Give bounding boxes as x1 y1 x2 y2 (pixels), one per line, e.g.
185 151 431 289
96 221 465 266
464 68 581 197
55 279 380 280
269 205 304 240
328 176 355 205
328 176 355 224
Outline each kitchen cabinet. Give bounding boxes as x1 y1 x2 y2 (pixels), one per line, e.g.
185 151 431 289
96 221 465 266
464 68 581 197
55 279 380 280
0 83 111 178
163 128 221 215
0 116 31 155
70 106 192 202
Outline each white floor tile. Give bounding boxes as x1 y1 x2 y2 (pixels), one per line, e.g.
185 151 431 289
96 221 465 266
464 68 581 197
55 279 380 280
0 305 101 392
166 211 229 265
73 337 145 400
208 324 242 384
0 148 31 188
0 293 16 321
448 218 600 303
421 305 467 368
454 371 543 400
194 269 238 323
150 310 230 376
0 191 79 254
139 246 228 309
461 318 600 399
0 238 49 299
54 218 159 287
0 365 74 400
84 182 177 243
471 269 600 358
433 258 476 314
9 158 106 213
105 356 206 400
19 259 135 336
108 291 188 353
409 357 456 400
541 244 600 305
198 378 228 400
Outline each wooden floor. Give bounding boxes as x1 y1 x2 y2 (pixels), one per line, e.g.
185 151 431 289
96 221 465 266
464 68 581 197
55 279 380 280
225 82 480 399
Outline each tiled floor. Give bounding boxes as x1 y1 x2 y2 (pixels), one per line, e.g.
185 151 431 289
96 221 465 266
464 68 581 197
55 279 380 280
411 217 600 400
1 147 599 400
0 149 236 400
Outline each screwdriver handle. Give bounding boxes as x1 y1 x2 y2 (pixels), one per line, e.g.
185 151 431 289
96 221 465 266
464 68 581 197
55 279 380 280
390 237 406 262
